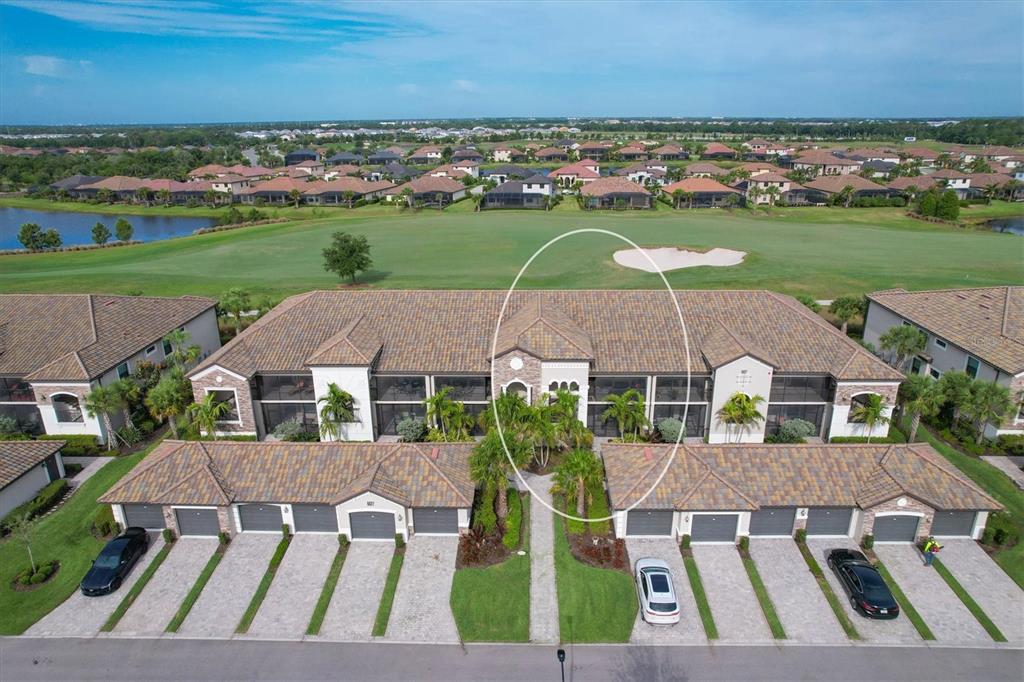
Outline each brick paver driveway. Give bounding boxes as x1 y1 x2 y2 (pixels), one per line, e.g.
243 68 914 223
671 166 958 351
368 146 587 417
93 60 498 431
249 534 339 639
317 542 394 641
524 473 559 644
625 538 705 645
937 539 1024 644
805 539 920 644
116 537 219 636
691 545 771 642
749 538 846 643
385 536 459 643
179 534 279 638
874 543 991 644
26 536 165 637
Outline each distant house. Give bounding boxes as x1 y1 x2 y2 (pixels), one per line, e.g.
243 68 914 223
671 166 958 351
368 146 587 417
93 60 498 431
844 148 900 164
302 178 395 205
701 142 737 160
548 162 601 188
860 160 898 178
375 163 421 182
650 143 687 160
743 138 771 152
789 151 861 176
802 174 897 199
482 175 554 210
577 141 613 160
742 172 792 204
452 149 484 163
613 163 667 186
326 151 365 166
324 164 363 180
734 162 785 176
579 177 651 209
385 176 467 207
661 177 743 208
238 177 314 204
290 160 325 177
480 165 533 185
209 174 252 195
617 145 648 161
284 149 320 166
684 162 728 178
367 150 402 165
902 148 940 166
49 174 104 193
927 169 972 198
534 147 569 162
409 145 443 164
886 176 937 194
491 146 527 163
0 441 66 518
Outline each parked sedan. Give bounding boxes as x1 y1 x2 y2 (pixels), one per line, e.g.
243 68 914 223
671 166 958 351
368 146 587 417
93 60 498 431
634 558 680 624
826 548 900 619
80 527 150 596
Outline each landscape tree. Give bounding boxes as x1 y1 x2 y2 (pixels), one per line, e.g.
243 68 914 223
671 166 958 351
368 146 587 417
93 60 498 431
936 189 960 221
115 218 134 242
850 393 889 442
965 381 1013 445
671 189 685 209
17 223 43 250
84 385 123 450
288 188 302 208
157 188 171 206
795 294 820 313
716 392 765 442
552 389 590 451
424 386 457 440
186 391 231 440
879 325 926 370
318 383 355 441
469 429 530 526
144 369 193 438
112 378 141 429
322 231 372 284
91 221 111 245
937 370 973 426
162 328 200 369
601 389 648 440
8 514 38 575
135 187 153 205
342 190 356 208
553 448 603 517
828 295 864 335
478 391 532 438
203 189 217 207
917 190 938 217
219 287 251 337
897 374 942 442
40 229 62 250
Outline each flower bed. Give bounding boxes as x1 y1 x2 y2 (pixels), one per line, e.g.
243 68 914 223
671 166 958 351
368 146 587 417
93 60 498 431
10 561 60 591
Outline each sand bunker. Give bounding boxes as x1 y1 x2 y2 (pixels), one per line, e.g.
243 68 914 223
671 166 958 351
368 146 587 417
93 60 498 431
613 246 747 272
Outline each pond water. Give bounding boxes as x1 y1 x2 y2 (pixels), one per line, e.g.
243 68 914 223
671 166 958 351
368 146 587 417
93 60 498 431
0 207 217 249
984 216 1024 236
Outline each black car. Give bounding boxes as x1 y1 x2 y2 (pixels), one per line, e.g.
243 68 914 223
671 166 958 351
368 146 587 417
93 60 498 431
80 527 150 596
826 548 900 619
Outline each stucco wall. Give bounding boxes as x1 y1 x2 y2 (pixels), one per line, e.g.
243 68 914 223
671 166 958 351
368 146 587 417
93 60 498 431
829 382 898 440
32 382 106 442
540 361 590 421
0 465 52 518
709 356 773 443
310 366 374 441
337 492 407 541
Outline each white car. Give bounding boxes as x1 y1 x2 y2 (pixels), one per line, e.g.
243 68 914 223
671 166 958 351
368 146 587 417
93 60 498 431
634 558 680 625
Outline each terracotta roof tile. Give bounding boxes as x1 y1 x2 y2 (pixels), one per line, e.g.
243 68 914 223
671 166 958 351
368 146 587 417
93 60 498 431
0 440 64 488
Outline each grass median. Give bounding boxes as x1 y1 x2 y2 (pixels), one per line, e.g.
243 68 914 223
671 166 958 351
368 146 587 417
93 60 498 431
371 545 406 637
306 540 349 636
931 557 1006 642
100 542 172 632
795 541 860 640
235 536 290 634
741 556 786 639
165 543 225 633
682 555 718 640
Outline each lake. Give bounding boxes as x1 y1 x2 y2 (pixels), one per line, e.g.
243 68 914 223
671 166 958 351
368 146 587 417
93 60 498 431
0 207 217 249
985 216 1024 236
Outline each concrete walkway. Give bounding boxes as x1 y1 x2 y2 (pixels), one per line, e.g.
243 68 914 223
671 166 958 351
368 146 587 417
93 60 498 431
385 536 459 643
691 545 771 642
179 534 279 638
116 537 219 636
875 544 992 644
981 456 1024 490
27 536 165 637
749 538 847 643
317 542 394 641
937 539 1024 644
249 534 338 639
626 538 705 644
523 473 559 644
65 457 113 490
804 538 919 644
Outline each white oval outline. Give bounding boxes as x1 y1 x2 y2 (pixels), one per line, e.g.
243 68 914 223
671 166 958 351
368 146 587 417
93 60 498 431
489 228 691 524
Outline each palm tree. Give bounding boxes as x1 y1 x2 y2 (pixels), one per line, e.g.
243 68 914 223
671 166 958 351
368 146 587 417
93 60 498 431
981 183 1001 205
288 188 302 208
601 389 648 440
157 189 171 206
447 402 476 441
136 187 152 206
764 184 781 207
526 399 558 469
828 296 864 335
716 392 765 442
747 185 763 207
203 189 217 207
551 389 590 450
850 393 889 443
112 378 140 429
219 287 251 337
553 448 603 517
469 429 530 525
937 371 973 426
478 391 531 436
671 189 684 209
145 369 192 438
966 381 1014 445
162 328 198 369
424 386 457 440
879 325 926 370
342 190 356 208
435 192 444 210
84 385 122 450
898 375 942 442
318 383 355 441
186 392 231 440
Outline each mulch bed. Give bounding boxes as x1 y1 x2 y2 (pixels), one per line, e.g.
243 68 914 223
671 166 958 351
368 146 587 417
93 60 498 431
10 562 61 592
456 528 511 569
567 532 630 574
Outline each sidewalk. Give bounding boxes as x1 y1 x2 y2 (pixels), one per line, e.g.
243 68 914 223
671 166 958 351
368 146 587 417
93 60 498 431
522 472 559 644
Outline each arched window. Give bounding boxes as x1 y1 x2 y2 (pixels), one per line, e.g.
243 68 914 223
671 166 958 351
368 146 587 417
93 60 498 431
505 381 529 400
569 381 579 392
549 381 559 392
847 393 876 423
52 394 83 423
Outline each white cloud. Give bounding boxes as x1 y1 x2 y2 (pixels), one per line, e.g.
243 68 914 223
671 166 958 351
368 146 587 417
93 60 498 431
397 83 420 94
22 55 94 78
452 79 479 93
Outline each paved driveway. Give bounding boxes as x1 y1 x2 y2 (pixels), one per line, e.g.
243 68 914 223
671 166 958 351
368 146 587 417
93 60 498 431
524 473 559 644
874 543 991 644
937 539 1024 644
749 538 846 643
385 536 459 643
116 537 220 636
179 534 279 638
625 538 705 645
691 545 771 642
805 539 920 644
249 534 339 639
317 542 394 641
26 536 165 637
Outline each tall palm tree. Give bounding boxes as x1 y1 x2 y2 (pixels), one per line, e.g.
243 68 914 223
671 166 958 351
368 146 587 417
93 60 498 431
716 392 765 442
747 185 763 206
898 375 942 442
879 325 926 370
318 383 355 441
447 402 476 441
424 386 457 440
765 184 781 207
850 393 889 443
112 378 140 429
601 389 648 440
469 429 530 525
187 392 231 440
551 389 590 450
478 391 531 436
527 399 558 469
219 288 251 337
553 448 603 517
966 381 1014 445
145 369 192 438
937 371 973 427
157 189 171 206
84 385 122 450
162 328 199 369
671 189 684 209
288 188 302 208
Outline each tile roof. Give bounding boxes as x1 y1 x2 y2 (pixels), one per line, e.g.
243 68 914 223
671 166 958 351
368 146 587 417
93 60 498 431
703 142 736 155
0 440 64 488
793 151 861 167
661 178 740 194
549 163 600 179
390 176 465 194
302 177 395 196
189 290 901 380
867 287 1024 374
887 176 937 191
100 440 475 508
579 177 650 197
683 162 728 176
603 443 1001 512
0 294 215 381
803 175 888 193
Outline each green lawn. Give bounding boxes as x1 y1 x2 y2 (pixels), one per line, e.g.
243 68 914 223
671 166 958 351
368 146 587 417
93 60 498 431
236 536 290 633
0 446 153 635
306 542 348 635
742 556 785 639
2 203 1020 299
683 555 718 640
553 513 636 643
450 495 531 642
372 546 405 637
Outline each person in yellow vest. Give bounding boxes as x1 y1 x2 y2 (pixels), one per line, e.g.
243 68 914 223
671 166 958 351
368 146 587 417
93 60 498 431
922 537 942 566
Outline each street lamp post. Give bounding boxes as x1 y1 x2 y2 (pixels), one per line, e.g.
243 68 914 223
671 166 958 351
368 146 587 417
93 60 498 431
557 649 566 682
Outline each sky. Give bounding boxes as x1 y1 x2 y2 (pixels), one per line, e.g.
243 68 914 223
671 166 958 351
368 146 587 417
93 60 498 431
0 0 1022 125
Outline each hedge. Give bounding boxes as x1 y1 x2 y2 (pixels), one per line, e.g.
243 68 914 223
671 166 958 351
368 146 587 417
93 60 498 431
37 434 101 457
502 489 522 550
828 435 906 444
1 479 69 529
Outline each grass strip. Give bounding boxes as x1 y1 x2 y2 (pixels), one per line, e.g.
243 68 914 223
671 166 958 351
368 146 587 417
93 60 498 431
741 557 786 639
306 543 349 636
682 556 718 640
100 543 172 632
371 546 405 637
795 542 860 640
871 560 935 640
235 537 290 634
931 558 1006 642
165 545 225 633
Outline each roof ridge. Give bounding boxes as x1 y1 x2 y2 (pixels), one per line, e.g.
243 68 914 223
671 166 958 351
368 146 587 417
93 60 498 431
86 295 99 346
411 443 474 506
619 446 674 506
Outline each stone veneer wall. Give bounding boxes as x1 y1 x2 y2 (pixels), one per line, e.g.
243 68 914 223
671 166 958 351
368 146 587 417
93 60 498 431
190 369 257 434
834 382 899 406
33 383 91 408
491 351 542 403
161 505 234 536
860 496 933 540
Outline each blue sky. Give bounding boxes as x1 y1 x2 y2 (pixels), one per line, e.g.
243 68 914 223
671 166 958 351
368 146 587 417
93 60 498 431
1 0 1021 125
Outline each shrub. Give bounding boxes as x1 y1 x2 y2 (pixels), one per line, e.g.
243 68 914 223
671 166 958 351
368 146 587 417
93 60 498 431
38 434 101 457
737 535 749 552
995 435 1024 457
794 528 807 544
396 416 427 442
30 571 48 584
0 414 22 437
395 533 405 549
828 436 905 444
981 512 1018 547
502 489 522 550
90 505 115 538
338 533 350 548
680 534 691 550
116 424 143 446
1 479 69 529
795 294 820 312
218 531 230 545
281 523 291 539
657 417 684 444
473 485 497 535
861 533 875 550
773 418 816 444
162 528 176 543
271 419 306 441
19 572 32 586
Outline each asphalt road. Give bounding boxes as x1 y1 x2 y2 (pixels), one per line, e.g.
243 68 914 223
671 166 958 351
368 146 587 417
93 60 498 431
1 637 1021 682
